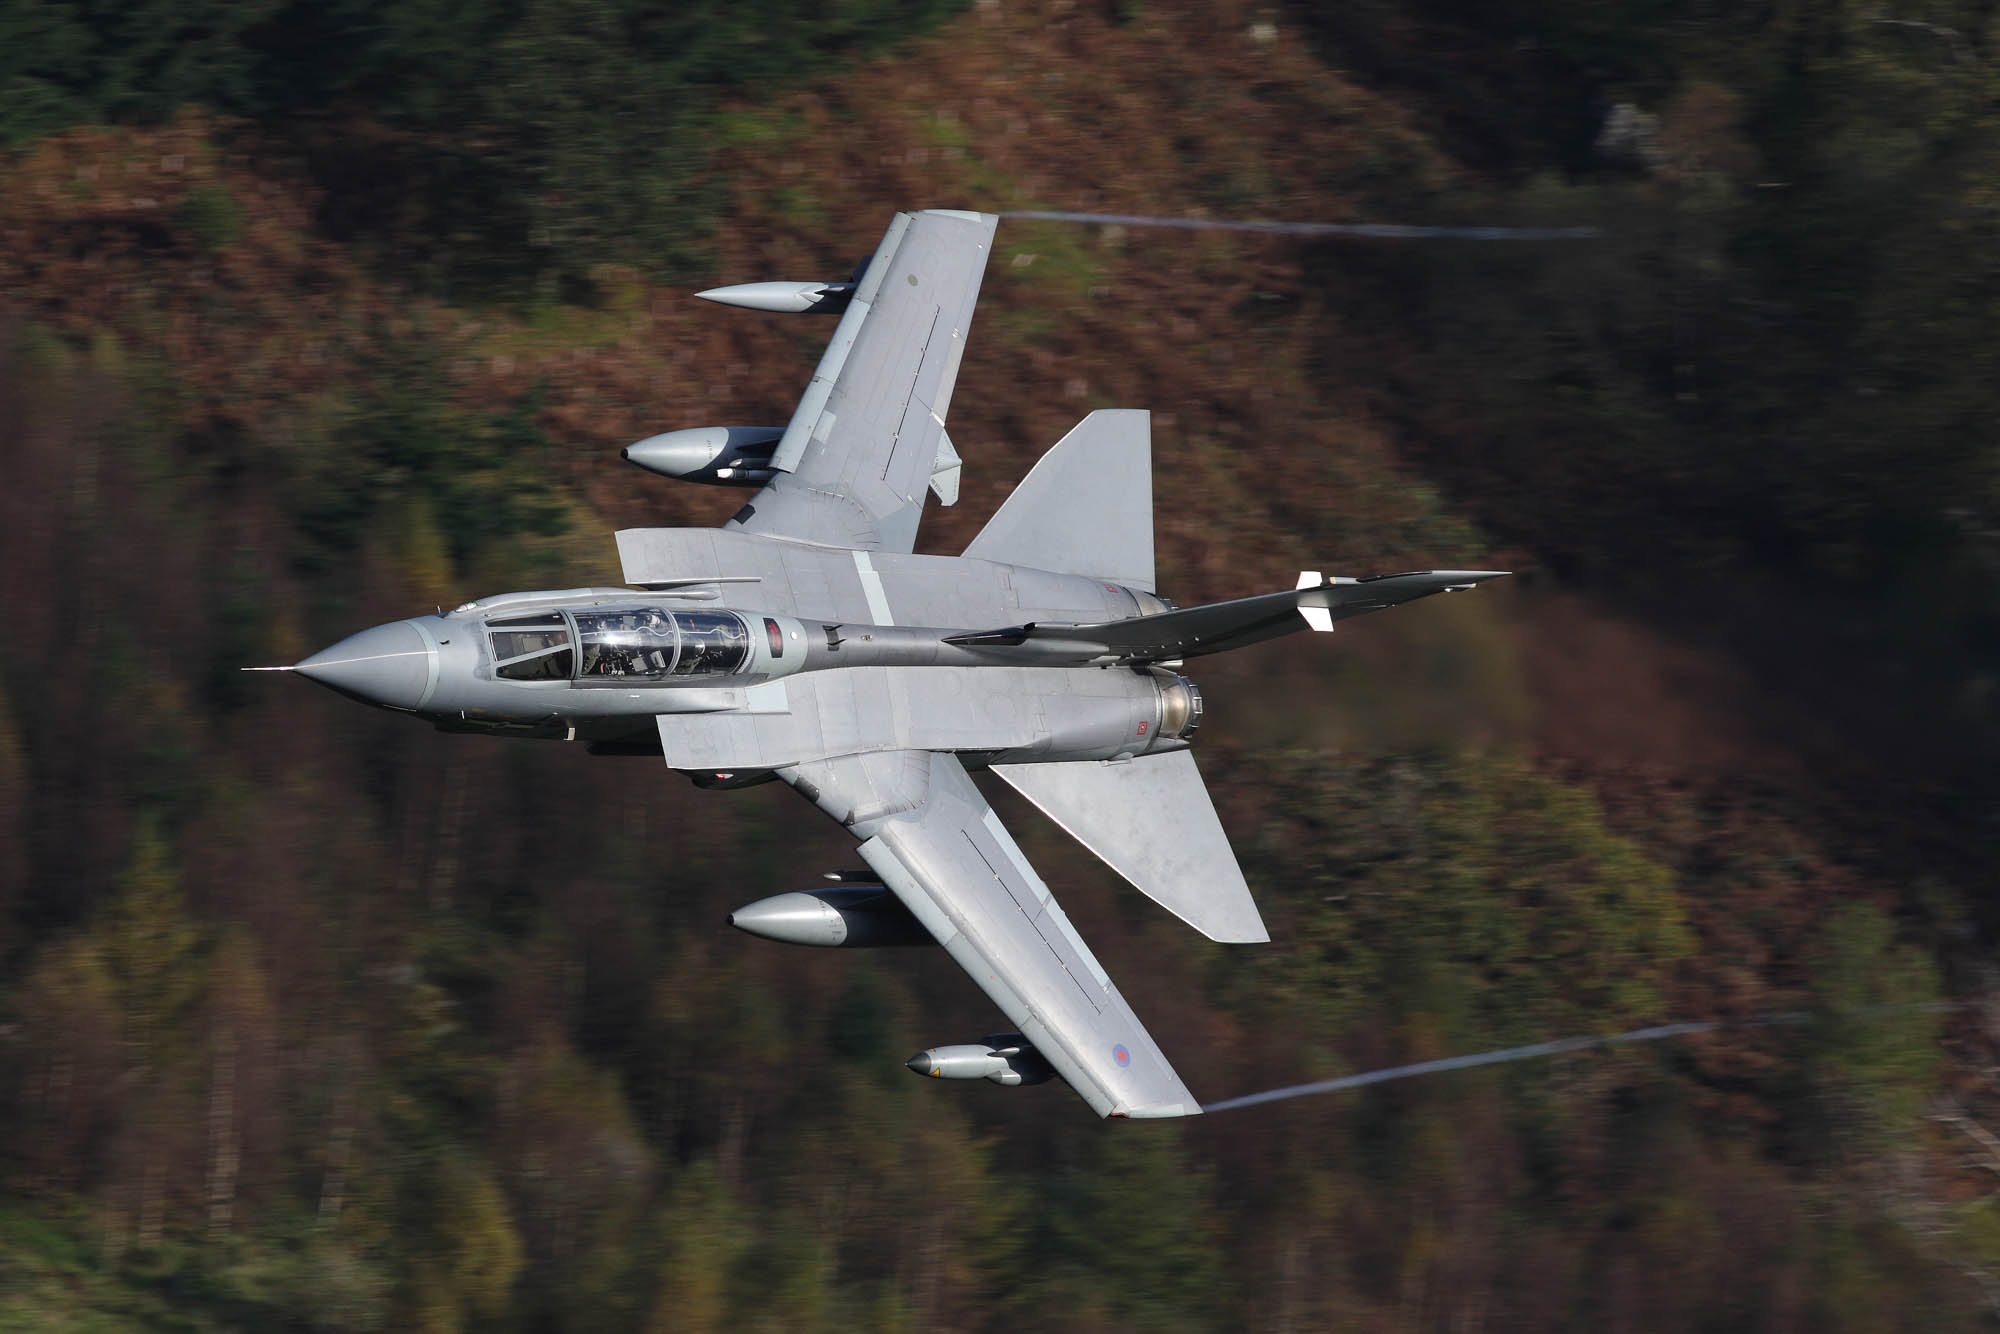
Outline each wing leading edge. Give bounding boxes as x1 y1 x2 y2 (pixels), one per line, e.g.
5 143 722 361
730 210 998 554
779 749 1200 1118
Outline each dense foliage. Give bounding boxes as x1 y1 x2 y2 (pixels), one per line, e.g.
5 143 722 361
1 0 968 292
1301 0 2000 842
2 0 1995 1329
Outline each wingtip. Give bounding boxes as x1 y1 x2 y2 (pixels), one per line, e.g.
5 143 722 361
240 665 297 672
1113 1101 1203 1119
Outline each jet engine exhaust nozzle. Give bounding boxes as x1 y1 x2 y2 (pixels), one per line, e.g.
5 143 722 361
1156 674 1204 741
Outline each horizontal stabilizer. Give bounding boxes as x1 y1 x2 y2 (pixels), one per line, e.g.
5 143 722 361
962 410 1153 592
947 570 1510 665
992 750 1267 943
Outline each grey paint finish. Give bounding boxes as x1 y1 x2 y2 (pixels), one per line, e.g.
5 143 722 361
655 664 1174 772
767 214 912 476
623 425 783 486
293 621 434 709
615 527 1148 629
276 209 1512 1119
727 886 930 947
962 409 1155 593
734 211 997 553
786 750 1198 1118
992 749 1268 944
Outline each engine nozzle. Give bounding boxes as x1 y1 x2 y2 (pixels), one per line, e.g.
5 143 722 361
1155 673 1204 742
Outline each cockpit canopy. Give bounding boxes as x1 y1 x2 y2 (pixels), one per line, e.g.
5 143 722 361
489 613 573 680
488 608 749 682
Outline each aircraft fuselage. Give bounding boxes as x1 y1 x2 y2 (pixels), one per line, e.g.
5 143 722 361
290 530 1198 774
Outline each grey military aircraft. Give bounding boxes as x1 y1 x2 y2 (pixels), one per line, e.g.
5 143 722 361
267 210 1506 1118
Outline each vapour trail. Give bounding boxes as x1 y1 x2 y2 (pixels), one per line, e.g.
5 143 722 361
1202 1001 1965 1113
1001 210 1603 241
1202 1020 1734 1114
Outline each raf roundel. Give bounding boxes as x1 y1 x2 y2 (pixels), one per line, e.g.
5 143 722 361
262 208 1514 1122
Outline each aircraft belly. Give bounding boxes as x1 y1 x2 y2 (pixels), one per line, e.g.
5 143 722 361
810 752 1196 1117
813 669 877 758
777 544 848 624
619 530 1144 634
869 554 1139 627
1008 565 1112 618
655 665 1143 771
944 837 1105 1020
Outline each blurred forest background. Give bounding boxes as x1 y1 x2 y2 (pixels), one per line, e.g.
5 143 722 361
3 0 1999 1328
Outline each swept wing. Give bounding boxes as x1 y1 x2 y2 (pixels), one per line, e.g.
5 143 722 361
728 210 998 553
780 749 1201 1118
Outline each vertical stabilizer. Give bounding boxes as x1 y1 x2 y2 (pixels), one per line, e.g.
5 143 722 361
962 410 1153 592
992 750 1267 943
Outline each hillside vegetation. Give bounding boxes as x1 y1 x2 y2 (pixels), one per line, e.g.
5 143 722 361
2 1 1997 1330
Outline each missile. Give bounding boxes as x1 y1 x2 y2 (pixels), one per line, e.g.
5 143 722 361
623 426 783 487
694 281 856 315
728 886 933 948
905 1035 1054 1086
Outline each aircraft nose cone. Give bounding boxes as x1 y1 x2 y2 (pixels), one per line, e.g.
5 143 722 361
294 621 434 711
905 1051 935 1077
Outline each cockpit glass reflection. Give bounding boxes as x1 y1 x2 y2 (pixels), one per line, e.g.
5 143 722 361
489 612 574 681
488 607 752 682
671 611 750 676
575 608 677 678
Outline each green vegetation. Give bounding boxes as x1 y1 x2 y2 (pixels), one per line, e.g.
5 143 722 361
1303 1 2000 826
175 182 241 252
1 0 969 294
2 0 1996 1328
1246 752 1693 1041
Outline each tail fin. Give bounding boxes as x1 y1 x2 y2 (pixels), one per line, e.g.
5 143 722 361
962 410 1154 592
992 750 1267 943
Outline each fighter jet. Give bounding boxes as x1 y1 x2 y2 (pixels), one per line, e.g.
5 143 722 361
272 210 1505 1118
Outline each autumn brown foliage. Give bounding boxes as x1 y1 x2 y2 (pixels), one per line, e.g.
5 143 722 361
2 1 1995 1330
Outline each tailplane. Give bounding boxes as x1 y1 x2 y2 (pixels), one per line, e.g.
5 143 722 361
962 410 1154 592
992 750 1267 943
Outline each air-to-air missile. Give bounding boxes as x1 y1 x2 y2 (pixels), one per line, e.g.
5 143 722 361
262 210 1513 1120
621 273 867 485
906 1036 1055 1086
